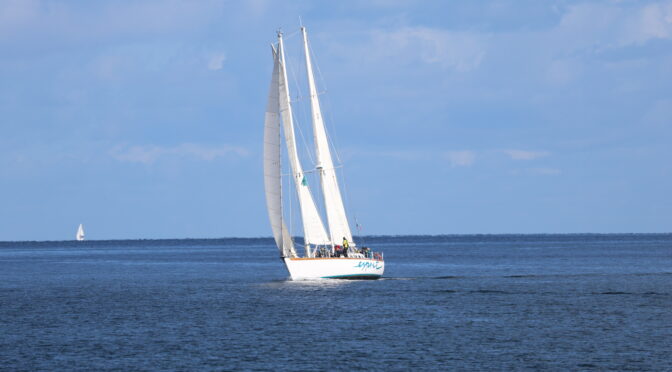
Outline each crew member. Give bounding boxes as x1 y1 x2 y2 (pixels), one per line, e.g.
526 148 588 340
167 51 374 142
342 237 349 257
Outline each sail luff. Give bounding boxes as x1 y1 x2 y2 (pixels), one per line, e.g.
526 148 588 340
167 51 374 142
264 46 296 257
277 32 331 251
301 27 354 246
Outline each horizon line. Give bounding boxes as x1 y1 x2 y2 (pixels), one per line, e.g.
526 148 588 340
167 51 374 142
1 232 671 244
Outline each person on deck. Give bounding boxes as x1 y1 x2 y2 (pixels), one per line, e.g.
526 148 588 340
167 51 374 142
342 237 349 257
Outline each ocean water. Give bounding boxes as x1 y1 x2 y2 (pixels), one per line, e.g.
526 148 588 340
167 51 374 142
1 234 670 371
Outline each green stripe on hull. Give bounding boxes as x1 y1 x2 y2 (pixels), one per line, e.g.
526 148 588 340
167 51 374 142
322 274 382 280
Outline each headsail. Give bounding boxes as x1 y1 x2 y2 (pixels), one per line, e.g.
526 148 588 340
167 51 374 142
276 33 331 252
264 46 296 257
301 27 354 246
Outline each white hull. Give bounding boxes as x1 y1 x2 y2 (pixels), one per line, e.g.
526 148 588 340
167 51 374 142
283 257 384 280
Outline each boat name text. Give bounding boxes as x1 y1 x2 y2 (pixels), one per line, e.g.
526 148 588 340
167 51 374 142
354 261 382 270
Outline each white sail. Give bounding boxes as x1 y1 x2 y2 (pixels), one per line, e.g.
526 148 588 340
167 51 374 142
276 33 331 251
264 46 296 257
76 224 85 241
301 27 354 246
262 27 385 281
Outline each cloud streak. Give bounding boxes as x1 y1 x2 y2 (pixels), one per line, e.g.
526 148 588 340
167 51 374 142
329 26 487 73
0 0 226 51
445 150 476 167
378 27 486 71
207 52 226 71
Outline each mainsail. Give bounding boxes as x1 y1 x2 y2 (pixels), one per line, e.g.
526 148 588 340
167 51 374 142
277 34 331 251
264 45 296 257
301 27 354 246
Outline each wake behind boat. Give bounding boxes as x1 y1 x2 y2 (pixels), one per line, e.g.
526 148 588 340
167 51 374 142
263 27 384 280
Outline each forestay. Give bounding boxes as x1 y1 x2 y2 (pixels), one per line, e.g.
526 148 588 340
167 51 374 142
277 35 331 250
301 27 354 246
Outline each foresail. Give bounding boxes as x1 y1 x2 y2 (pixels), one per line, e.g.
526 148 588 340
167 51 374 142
277 33 331 249
281 221 297 257
264 47 294 256
301 27 354 245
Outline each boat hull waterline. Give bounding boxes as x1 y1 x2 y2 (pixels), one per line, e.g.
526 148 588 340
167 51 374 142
283 257 384 280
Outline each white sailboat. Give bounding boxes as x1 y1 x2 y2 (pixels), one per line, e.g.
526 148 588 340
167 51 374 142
76 224 85 241
264 27 384 280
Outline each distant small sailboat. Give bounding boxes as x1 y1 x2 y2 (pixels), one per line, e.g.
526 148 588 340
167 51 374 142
263 27 384 280
76 224 85 241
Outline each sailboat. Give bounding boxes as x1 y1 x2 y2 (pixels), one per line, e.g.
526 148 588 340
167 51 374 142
264 27 384 280
76 224 85 241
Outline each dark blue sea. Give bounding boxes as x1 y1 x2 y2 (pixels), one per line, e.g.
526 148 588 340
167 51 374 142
1 234 671 371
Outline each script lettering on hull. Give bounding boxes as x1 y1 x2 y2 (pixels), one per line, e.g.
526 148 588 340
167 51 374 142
354 261 382 271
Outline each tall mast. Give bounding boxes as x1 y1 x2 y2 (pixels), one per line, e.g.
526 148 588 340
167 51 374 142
301 26 354 246
277 32 331 254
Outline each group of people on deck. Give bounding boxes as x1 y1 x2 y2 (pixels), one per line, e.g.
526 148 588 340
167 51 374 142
313 237 372 258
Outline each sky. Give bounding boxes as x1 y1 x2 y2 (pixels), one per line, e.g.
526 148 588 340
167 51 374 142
1 0 671 240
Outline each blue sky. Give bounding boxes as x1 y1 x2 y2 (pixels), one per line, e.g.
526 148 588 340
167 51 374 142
1 0 671 240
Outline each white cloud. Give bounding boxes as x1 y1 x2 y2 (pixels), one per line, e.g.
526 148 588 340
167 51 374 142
503 150 550 160
334 26 487 72
0 0 225 48
628 2 672 44
383 27 486 71
207 52 226 71
445 150 475 167
111 143 248 164
553 1 672 52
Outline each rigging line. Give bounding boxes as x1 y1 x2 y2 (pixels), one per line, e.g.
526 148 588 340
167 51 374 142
309 39 344 165
305 32 357 243
287 45 317 167
338 159 358 243
322 91 343 165
354 216 367 248
282 144 297 243
287 52 326 251
284 47 331 247
286 152 293 240
292 98 316 168
278 124 284 255
283 167 336 176
303 165 341 174
300 50 330 233
307 38 359 244
282 29 300 40
314 167 328 241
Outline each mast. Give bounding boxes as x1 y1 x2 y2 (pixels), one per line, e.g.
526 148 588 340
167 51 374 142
277 32 331 256
301 27 354 246
264 44 296 257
